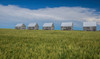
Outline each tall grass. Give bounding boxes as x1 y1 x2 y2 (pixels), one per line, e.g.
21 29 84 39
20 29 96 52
0 29 100 59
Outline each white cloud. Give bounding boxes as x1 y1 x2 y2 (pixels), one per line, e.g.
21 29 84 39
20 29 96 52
0 4 100 25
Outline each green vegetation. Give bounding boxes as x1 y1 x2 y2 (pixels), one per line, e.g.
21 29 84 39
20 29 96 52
0 29 100 59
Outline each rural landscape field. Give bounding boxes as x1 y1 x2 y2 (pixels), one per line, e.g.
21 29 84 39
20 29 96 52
0 29 100 59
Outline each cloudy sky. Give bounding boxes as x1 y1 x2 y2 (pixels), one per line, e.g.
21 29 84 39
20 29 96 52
0 0 100 30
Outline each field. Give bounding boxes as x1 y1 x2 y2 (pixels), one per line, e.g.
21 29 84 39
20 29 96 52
0 29 100 59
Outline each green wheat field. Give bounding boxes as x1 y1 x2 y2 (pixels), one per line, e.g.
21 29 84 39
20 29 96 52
0 29 100 59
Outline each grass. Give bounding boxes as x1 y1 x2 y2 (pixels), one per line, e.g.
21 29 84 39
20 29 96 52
0 29 100 59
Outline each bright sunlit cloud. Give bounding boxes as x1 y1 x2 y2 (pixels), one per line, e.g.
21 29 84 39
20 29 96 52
0 5 100 25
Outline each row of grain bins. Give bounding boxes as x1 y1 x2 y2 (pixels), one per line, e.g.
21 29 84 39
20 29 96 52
15 22 97 31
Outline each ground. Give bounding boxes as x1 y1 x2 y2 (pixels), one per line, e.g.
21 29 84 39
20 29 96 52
0 29 100 59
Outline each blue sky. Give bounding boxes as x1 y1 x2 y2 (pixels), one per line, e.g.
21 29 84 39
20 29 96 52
0 0 100 30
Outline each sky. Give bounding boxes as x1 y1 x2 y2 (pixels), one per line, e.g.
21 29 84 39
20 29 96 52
0 0 100 30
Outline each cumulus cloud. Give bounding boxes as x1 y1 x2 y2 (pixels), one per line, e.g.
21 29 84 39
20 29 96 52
0 4 100 25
